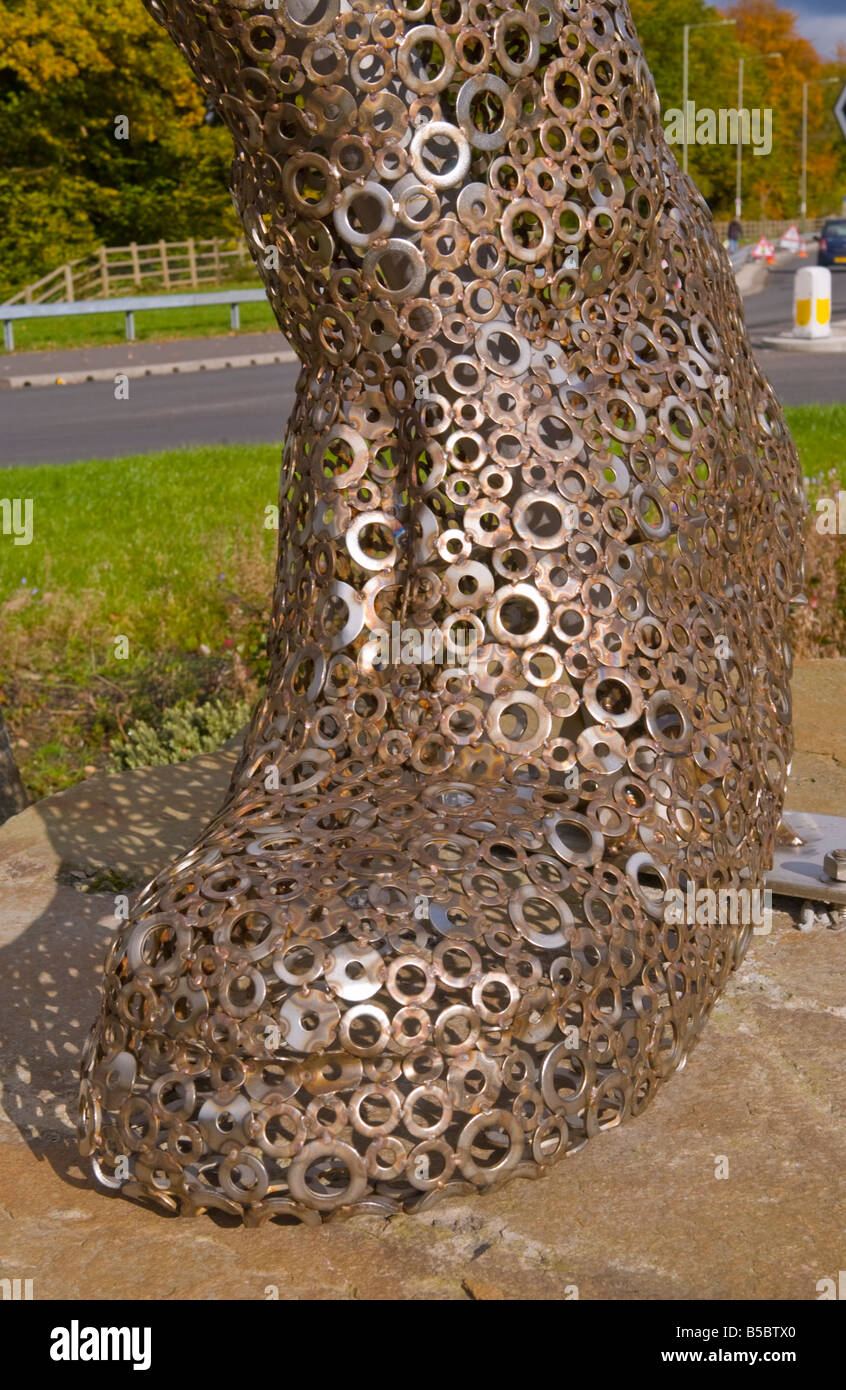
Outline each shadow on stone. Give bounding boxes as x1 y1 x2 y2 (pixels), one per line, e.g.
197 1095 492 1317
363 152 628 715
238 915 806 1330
0 741 241 1195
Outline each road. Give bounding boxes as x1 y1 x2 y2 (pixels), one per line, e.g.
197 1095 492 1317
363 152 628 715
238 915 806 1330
0 258 843 468
0 362 299 467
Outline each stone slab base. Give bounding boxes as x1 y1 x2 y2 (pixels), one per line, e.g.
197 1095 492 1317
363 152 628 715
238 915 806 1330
0 666 843 1299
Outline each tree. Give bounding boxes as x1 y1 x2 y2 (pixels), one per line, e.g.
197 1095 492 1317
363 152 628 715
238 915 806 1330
0 0 237 298
630 0 846 218
726 0 844 219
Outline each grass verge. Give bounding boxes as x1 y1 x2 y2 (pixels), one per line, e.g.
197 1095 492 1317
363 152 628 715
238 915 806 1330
784 404 846 484
1 443 279 798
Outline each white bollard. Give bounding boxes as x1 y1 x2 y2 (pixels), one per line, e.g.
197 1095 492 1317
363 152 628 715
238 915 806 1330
793 265 831 339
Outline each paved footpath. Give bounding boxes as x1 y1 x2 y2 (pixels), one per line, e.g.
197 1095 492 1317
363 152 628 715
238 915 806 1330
0 330 294 388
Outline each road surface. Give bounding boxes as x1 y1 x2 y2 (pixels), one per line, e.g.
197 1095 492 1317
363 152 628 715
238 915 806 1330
1 258 843 468
0 362 299 467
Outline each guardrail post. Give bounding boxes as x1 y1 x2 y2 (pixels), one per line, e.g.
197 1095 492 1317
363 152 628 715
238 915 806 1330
230 302 240 331
3 320 13 351
125 310 136 342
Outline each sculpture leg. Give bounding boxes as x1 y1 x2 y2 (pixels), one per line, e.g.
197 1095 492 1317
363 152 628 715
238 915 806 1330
77 0 804 1221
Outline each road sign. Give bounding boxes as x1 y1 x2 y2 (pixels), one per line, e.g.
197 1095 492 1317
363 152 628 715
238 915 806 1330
779 224 802 252
835 83 846 143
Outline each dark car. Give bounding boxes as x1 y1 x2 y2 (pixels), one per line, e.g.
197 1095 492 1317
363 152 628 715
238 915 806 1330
818 219 846 268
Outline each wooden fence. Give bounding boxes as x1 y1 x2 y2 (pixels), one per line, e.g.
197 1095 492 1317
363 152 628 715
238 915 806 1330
4 214 838 306
713 215 830 243
3 237 256 306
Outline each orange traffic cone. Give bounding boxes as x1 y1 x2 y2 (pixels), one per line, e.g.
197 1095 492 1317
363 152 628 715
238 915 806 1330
798 240 807 259
766 242 776 265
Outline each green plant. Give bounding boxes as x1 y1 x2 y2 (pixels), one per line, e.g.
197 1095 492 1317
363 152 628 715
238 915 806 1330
109 696 250 770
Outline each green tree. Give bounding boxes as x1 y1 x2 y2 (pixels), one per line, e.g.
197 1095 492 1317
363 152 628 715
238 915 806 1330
631 0 846 219
0 0 236 299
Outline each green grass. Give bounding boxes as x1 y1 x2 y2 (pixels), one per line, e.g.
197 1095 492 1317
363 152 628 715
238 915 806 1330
1 443 279 797
1 284 276 354
784 404 846 484
0 443 279 651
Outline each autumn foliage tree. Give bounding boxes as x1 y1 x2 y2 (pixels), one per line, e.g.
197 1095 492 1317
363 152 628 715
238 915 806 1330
631 0 846 218
0 0 237 299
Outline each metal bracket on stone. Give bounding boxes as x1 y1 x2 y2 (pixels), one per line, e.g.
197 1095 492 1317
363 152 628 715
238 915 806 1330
766 811 846 931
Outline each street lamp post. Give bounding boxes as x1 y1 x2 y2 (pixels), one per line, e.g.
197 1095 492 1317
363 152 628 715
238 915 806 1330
682 18 737 175
802 78 839 230
736 53 782 222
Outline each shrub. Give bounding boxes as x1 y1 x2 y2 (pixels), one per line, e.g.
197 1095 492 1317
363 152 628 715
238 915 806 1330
109 696 249 770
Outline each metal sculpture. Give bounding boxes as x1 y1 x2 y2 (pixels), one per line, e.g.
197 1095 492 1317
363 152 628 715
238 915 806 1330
78 0 804 1221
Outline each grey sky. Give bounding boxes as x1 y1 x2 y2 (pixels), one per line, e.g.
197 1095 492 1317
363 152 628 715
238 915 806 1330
784 1 846 58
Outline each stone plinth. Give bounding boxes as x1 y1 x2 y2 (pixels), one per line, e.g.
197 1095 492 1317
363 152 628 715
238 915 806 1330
0 669 843 1300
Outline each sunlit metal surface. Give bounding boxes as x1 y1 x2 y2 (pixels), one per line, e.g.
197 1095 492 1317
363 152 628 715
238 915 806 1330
78 0 804 1222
